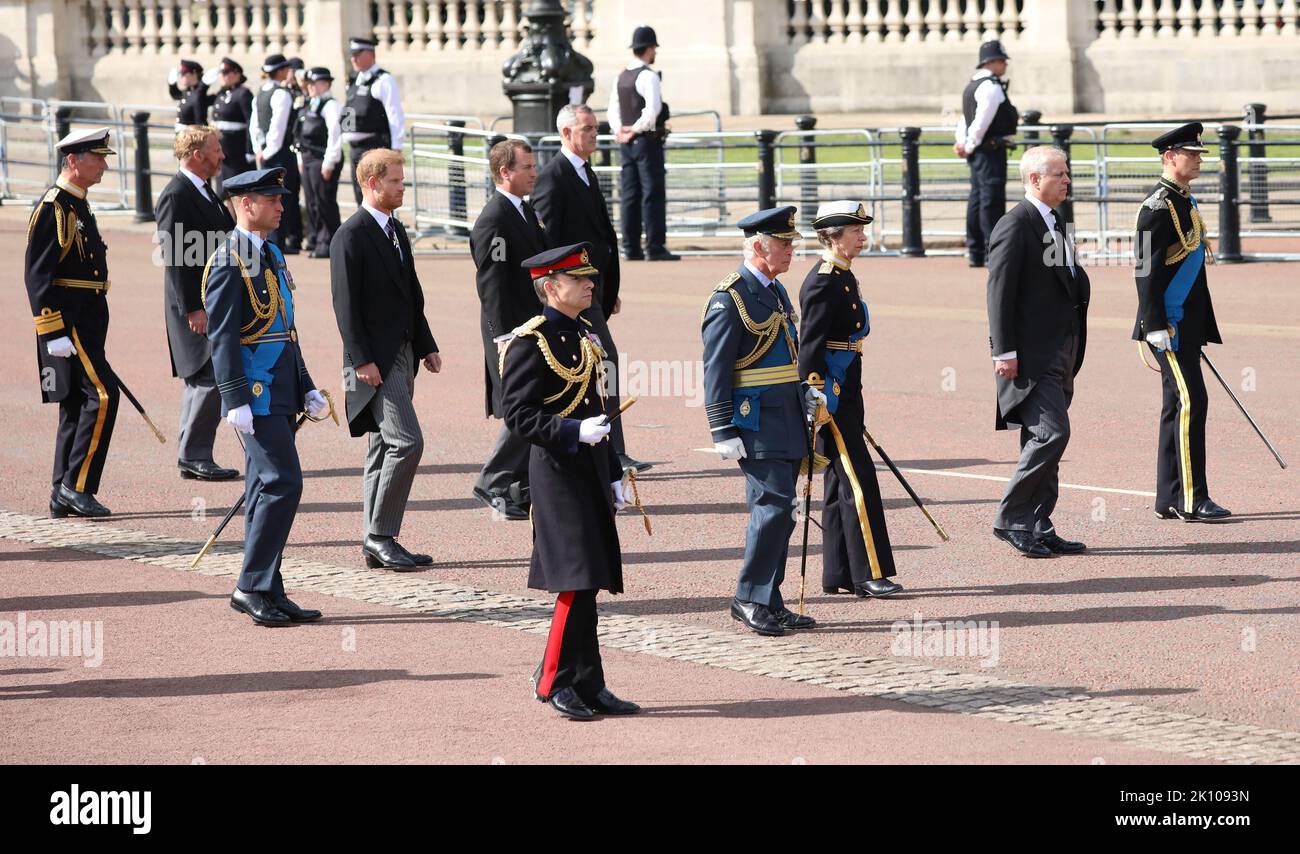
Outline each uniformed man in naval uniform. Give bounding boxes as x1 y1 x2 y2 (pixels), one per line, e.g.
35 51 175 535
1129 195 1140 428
204 167 330 626
1133 122 1229 522
701 207 825 637
25 128 121 519
501 243 640 720
343 36 406 206
798 201 903 599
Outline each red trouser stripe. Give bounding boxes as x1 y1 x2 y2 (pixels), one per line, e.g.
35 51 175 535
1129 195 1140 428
537 591 575 699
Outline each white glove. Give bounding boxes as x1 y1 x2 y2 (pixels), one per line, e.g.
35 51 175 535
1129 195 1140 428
305 389 328 419
578 416 611 445
714 437 747 460
226 404 255 435
804 385 827 421
46 336 76 358
1146 330 1172 352
167 68 179 86
201 68 220 87
611 480 629 511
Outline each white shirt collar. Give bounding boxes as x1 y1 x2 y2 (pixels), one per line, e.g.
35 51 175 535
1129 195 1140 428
495 187 526 217
743 260 773 288
179 166 209 194
235 226 264 252
561 146 589 179
361 202 391 231
1024 191 1056 228
972 68 996 81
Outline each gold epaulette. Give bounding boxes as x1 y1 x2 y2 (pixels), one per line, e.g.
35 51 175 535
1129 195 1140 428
714 272 741 292
497 315 547 378
27 188 63 245
501 315 603 418
818 260 834 274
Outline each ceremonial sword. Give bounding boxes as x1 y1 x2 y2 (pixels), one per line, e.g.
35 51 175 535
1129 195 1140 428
116 376 166 444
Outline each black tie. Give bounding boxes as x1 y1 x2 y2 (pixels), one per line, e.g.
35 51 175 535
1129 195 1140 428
521 200 539 229
384 219 403 263
261 243 278 286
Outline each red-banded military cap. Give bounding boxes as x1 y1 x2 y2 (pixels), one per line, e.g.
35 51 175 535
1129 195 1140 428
523 242 599 279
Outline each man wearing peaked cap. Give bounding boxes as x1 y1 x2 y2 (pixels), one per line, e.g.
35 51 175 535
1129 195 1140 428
212 57 256 193
344 34 406 205
169 58 217 131
954 39 1019 268
295 66 343 257
204 166 330 626
250 54 303 253
701 206 826 637
26 128 121 519
499 241 639 720
1132 122 1229 522
798 201 904 599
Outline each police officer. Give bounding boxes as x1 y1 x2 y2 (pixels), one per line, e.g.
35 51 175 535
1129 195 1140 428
798 201 903 598
500 243 639 720
343 36 406 206
25 128 121 518
169 59 216 131
1133 122 1229 522
250 54 303 253
609 25 676 261
954 40 1018 268
295 67 343 259
701 207 825 637
205 167 330 626
211 58 255 195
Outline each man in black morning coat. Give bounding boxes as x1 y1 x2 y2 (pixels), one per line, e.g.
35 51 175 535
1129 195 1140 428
986 145 1090 559
156 124 240 481
470 139 546 520
501 242 639 721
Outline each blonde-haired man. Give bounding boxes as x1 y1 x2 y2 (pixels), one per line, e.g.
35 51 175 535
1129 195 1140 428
156 124 240 481
329 148 441 570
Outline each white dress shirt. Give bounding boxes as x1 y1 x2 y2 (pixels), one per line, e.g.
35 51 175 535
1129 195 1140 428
341 67 406 150
955 70 1008 152
562 146 590 186
179 166 212 198
992 192 1075 362
607 62 662 135
743 260 775 289
250 83 292 159
317 96 344 171
236 225 265 253
495 187 528 221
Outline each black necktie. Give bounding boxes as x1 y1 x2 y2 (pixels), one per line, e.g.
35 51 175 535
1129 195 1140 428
521 200 538 229
384 219 403 263
261 243 278 287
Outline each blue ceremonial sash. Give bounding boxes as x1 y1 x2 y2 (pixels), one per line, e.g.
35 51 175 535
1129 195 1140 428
240 243 294 415
732 278 800 432
1163 198 1204 353
822 322 869 416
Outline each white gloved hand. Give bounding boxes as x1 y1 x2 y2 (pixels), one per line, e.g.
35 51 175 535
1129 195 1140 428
611 480 629 511
714 437 747 461
46 336 76 358
1146 330 1172 352
167 68 180 86
804 385 827 421
578 416 611 445
226 404 255 435
305 389 328 419
201 68 220 87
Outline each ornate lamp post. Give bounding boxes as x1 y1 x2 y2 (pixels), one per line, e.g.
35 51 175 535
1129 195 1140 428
502 0 594 138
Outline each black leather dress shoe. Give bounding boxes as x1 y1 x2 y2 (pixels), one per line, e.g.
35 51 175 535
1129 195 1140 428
548 686 597 720
623 250 645 261
472 486 530 520
230 589 293 626
178 459 241 481
730 599 784 636
617 454 654 473
855 578 903 597
993 527 1052 558
822 585 853 594
406 550 434 566
646 250 681 261
55 484 111 518
1168 499 1232 522
270 593 322 622
772 606 816 630
587 687 640 715
1038 532 1086 554
1154 507 1178 519
362 535 419 570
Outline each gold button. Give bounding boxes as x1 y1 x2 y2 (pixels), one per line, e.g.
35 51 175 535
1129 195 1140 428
560 335 566 342
844 286 849 292
584 398 590 404
571 354 578 361
290 330 298 342
852 304 858 310
855 322 861 328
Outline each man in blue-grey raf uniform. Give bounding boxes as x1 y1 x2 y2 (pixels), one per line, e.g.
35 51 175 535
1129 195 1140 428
701 207 826 637
204 167 331 626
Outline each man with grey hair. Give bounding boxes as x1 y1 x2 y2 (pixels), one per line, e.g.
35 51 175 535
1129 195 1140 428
532 104 650 472
987 145 1090 558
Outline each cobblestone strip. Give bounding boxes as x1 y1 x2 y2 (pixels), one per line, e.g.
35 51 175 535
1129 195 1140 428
3 510 1297 764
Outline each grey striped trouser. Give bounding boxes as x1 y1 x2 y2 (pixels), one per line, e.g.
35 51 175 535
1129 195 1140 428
362 344 424 538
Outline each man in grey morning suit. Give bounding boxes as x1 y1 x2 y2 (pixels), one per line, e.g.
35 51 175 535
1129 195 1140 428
329 148 441 571
987 145 1090 559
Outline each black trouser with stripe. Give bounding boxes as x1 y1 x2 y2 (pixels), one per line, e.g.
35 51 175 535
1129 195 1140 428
1153 342 1210 514
536 590 604 702
53 332 120 495
818 412 897 588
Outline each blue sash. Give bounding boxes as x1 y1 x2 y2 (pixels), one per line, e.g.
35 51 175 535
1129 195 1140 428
1163 198 1204 353
732 280 799 432
240 243 295 415
822 321 869 416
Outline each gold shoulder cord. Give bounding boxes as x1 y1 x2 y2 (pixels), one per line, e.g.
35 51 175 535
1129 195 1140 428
727 289 792 370
501 320 604 418
199 248 283 344
1164 199 1206 266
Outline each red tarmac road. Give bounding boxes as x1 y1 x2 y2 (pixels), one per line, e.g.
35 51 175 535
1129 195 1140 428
1 210 1296 763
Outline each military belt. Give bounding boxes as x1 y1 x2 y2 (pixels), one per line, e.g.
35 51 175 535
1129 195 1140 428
733 363 799 388
824 340 863 353
251 330 298 344
53 277 110 293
